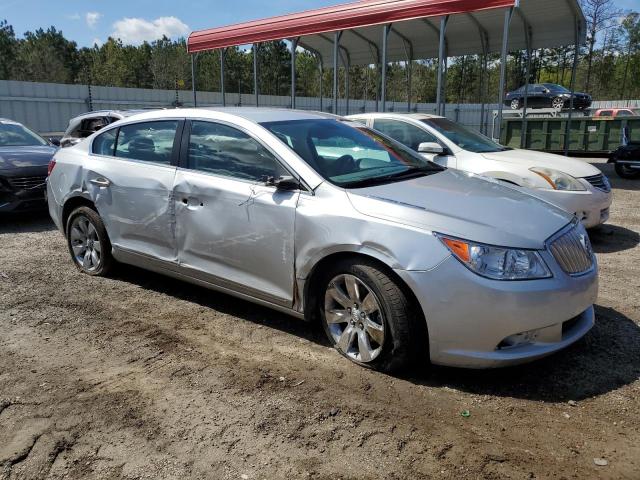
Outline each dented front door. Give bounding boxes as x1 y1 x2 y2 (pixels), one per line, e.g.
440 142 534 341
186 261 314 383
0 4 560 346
173 170 299 306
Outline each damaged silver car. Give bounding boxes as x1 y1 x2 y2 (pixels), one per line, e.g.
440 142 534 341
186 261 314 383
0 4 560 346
47 108 598 371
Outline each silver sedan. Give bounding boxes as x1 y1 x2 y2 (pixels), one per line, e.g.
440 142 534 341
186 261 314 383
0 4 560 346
46 108 598 371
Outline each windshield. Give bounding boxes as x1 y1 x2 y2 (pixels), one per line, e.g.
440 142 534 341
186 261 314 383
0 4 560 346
0 121 48 147
423 118 509 153
543 83 570 93
260 119 444 188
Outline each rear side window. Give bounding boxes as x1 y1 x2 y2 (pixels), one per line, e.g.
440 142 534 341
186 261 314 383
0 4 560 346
187 121 285 182
373 119 438 151
599 110 613 117
115 121 178 165
92 128 117 156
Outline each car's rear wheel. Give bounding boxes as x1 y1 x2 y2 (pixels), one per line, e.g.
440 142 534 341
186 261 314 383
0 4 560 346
552 97 565 110
510 98 521 110
66 206 114 276
319 259 419 373
615 163 640 179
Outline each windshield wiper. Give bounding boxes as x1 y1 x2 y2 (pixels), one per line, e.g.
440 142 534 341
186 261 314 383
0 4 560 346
341 166 442 189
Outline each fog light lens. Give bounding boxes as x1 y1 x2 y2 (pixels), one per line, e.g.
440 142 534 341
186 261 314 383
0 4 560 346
498 330 538 349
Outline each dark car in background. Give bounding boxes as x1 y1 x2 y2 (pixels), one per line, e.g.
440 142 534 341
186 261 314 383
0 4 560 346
0 118 57 213
505 83 592 111
609 141 640 179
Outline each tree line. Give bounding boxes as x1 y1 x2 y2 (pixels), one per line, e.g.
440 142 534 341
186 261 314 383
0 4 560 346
0 2 638 105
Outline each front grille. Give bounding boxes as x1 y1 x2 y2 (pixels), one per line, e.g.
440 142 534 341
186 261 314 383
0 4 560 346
549 226 594 275
7 175 47 191
583 174 611 192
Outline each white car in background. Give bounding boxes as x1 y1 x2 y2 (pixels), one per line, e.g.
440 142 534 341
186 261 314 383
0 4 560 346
348 113 613 228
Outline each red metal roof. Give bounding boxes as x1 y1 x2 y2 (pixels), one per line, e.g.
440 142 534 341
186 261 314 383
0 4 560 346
187 0 516 53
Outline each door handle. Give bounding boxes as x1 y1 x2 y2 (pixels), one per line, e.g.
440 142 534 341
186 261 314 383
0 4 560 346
90 178 111 188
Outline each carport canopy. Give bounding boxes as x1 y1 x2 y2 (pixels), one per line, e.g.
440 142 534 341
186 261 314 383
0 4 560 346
186 0 586 154
187 0 586 65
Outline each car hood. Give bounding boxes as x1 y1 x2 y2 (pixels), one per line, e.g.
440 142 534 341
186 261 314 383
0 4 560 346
0 146 57 171
480 149 600 178
347 169 571 249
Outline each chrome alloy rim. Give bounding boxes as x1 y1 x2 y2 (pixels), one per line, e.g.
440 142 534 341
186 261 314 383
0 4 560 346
69 215 102 272
324 274 385 363
552 97 565 109
510 99 520 109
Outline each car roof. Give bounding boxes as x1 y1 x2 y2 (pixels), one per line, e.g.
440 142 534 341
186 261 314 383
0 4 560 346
347 112 445 121
121 107 341 125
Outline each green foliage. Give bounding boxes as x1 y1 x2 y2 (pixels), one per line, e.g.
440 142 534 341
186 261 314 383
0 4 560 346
0 14 639 102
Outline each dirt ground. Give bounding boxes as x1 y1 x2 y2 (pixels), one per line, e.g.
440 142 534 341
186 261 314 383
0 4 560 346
0 160 638 480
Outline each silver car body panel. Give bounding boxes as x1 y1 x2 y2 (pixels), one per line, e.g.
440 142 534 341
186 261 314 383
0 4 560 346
47 108 598 368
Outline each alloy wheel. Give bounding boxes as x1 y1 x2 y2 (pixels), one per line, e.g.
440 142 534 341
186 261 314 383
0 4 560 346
552 97 565 110
324 274 385 363
510 99 520 110
69 215 103 272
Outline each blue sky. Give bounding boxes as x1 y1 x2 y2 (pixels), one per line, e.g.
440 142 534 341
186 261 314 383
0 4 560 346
0 0 346 47
1 0 638 48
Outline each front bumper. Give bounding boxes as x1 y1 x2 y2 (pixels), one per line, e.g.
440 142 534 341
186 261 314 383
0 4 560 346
522 186 612 229
396 252 598 369
0 186 47 213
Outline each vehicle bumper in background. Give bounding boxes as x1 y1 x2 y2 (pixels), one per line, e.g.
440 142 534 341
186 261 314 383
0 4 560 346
396 254 598 369
523 187 612 229
0 186 47 213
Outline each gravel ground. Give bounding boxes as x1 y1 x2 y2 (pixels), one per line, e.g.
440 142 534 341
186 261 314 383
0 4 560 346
0 160 638 480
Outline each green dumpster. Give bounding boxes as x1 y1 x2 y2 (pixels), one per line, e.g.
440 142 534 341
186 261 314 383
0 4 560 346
501 116 640 155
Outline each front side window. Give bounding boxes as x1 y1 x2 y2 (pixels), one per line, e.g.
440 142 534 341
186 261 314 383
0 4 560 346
544 84 570 93
92 128 117 156
373 119 439 151
423 118 509 154
0 121 48 147
617 110 633 117
187 121 285 182
115 121 178 165
261 119 443 188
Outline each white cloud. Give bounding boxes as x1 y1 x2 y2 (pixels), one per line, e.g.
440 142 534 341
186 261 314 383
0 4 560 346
86 12 102 28
111 16 189 45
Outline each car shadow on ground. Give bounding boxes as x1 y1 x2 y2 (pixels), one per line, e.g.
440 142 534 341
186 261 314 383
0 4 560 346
409 305 640 402
590 224 640 253
0 211 56 234
113 265 639 402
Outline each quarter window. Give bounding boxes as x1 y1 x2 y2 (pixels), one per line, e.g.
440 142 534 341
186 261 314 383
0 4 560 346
373 119 439 151
92 128 117 156
187 121 285 182
115 121 178 165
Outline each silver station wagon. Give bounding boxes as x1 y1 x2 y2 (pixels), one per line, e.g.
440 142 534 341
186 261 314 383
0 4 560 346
47 108 598 371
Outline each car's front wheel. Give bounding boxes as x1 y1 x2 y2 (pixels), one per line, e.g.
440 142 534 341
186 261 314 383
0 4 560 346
510 98 521 110
552 97 565 110
615 163 640 179
319 259 420 373
66 206 114 276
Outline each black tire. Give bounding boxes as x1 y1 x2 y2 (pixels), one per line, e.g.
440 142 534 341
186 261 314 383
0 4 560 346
318 258 424 373
615 163 640 179
65 206 114 276
551 97 565 110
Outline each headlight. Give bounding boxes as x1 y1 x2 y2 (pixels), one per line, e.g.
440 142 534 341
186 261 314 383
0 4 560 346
436 234 552 281
529 167 586 191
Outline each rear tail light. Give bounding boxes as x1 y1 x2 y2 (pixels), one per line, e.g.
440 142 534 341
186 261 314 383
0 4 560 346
47 158 56 176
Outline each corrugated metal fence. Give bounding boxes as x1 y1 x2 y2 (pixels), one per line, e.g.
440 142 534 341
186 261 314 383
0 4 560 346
1 80 639 135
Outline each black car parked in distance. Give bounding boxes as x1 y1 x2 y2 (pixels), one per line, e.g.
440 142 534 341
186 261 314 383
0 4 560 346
0 118 58 213
609 141 640 179
505 83 592 111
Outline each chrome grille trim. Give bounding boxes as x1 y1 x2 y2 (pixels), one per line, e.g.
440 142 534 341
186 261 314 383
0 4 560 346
7 176 47 191
549 225 594 275
582 173 611 193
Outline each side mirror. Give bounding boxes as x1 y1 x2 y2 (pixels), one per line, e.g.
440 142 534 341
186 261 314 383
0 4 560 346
49 138 61 147
266 175 300 191
418 142 444 155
